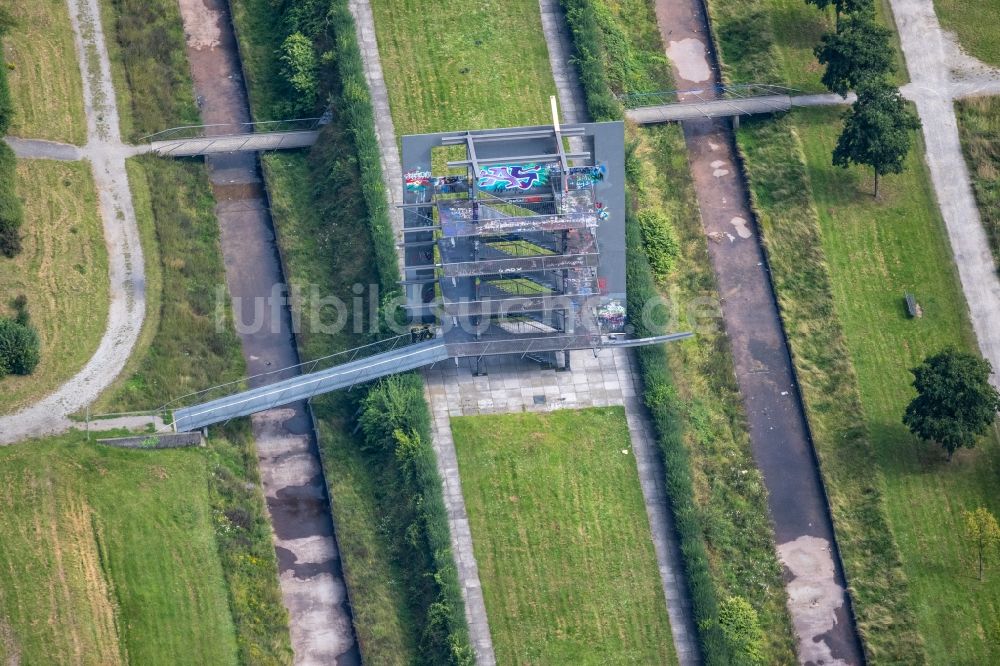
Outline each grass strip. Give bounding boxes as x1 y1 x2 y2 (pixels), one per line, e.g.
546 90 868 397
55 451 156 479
2 0 86 144
452 408 678 664
229 0 474 661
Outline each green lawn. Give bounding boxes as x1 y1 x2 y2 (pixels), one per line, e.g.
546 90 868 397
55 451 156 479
934 0 1000 67
799 104 1000 663
0 160 108 415
2 0 86 144
0 433 239 665
370 0 556 135
957 96 1000 265
452 408 677 665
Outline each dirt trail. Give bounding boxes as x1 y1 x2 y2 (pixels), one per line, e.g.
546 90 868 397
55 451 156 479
0 0 145 445
652 0 865 662
174 0 358 663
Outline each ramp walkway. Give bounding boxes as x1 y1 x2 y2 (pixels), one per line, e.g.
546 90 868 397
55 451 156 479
170 331 691 432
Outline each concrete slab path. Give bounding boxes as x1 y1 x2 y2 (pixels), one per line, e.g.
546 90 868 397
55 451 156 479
888 0 1000 384
652 0 865 662
175 0 358 663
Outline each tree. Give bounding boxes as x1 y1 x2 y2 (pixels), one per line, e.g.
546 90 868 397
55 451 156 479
815 16 895 96
0 317 39 378
832 80 920 197
963 508 1000 581
805 0 875 24
903 348 1000 461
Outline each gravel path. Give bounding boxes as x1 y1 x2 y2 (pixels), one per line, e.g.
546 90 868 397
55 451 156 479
889 0 1000 381
0 0 145 445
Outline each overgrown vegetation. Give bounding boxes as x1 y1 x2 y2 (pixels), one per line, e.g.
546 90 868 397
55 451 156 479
562 1 798 663
0 300 40 378
957 96 1000 264
100 157 244 412
229 0 474 661
452 408 677 663
100 0 199 139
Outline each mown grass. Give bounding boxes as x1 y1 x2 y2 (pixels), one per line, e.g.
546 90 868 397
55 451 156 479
98 0 199 139
452 408 677 665
369 0 556 135
2 0 86 144
934 0 1000 67
0 433 239 665
799 104 1000 664
957 96 1000 265
0 160 108 414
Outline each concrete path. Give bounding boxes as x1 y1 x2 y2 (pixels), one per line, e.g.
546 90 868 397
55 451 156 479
536 1 700 663
652 0 865 663
0 0 146 445
175 0 358 663
888 0 1000 384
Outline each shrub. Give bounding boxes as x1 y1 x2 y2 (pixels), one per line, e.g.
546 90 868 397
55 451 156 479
0 317 40 377
719 596 765 665
637 208 680 282
279 31 320 114
560 0 623 121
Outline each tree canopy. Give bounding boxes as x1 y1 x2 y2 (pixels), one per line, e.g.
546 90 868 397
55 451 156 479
815 16 895 96
805 0 875 18
903 348 1000 461
832 80 920 196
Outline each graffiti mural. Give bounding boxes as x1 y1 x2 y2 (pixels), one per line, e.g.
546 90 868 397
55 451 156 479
477 164 550 192
597 300 626 332
565 163 607 189
404 170 432 192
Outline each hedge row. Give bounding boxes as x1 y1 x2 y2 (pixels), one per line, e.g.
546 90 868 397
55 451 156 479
359 375 474 664
560 1 735 662
0 19 23 258
703 0 926 661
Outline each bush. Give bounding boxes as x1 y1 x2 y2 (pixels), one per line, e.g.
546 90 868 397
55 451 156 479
719 596 765 665
637 208 680 282
560 0 623 121
0 317 40 377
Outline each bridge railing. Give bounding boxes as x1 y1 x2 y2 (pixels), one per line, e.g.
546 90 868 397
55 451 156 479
618 84 801 109
140 117 326 143
157 329 438 415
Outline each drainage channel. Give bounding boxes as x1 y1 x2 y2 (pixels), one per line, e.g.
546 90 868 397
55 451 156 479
175 0 359 662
